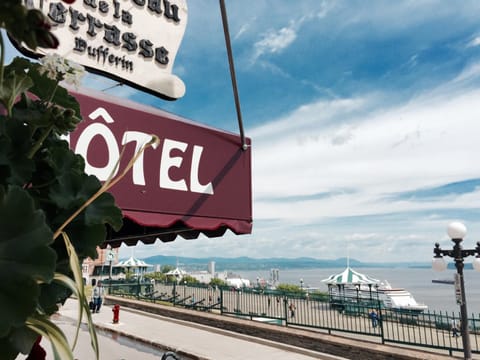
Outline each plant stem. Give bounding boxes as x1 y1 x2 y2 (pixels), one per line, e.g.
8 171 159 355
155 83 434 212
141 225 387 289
47 83 59 104
53 135 159 240
0 31 4 87
27 124 54 159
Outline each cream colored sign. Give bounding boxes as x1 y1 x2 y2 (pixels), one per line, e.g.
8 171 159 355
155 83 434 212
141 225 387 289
24 0 187 100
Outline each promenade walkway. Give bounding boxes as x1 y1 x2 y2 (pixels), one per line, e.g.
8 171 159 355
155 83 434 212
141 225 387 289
148 283 480 358
112 296 474 359
51 298 347 359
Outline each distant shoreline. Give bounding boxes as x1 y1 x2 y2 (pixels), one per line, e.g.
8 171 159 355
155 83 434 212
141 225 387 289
141 254 470 272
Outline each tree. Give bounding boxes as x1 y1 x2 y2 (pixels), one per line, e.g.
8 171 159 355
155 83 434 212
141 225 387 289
160 264 175 273
166 275 178 284
276 283 304 294
209 278 227 287
144 271 167 282
182 275 200 285
124 268 135 280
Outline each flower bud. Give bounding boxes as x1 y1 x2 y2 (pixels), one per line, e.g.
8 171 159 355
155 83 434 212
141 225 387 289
27 9 50 29
36 31 59 49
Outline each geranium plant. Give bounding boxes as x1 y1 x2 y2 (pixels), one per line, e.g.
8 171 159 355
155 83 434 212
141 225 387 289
0 1 127 359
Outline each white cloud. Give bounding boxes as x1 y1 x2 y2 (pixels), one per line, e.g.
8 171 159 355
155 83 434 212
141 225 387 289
251 97 367 140
452 61 480 83
234 23 251 40
116 2 480 263
252 25 297 62
252 84 480 200
346 233 379 241
120 60 480 264
316 0 333 19
237 78 480 263
330 124 355 146
467 36 480 48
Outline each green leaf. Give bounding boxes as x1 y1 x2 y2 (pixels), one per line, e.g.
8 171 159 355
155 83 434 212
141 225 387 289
3 6 59 50
57 233 86 350
53 273 82 350
86 192 123 232
0 120 35 186
60 232 100 358
50 172 123 232
0 186 56 337
28 65 81 118
64 223 108 260
50 173 99 210
0 276 39 338
26 315 74 360
37 282 71 316
8 325 39 355
47 139 86 177
54 234 99 358
0 336 20 360
3 57 33 78
33 134 123 235
0 68 33 113
12 99 53 130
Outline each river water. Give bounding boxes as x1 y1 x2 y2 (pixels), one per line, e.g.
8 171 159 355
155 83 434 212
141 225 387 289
237 267 480 314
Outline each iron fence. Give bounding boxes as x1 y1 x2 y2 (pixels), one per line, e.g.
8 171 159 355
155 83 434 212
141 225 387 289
106 281 480 357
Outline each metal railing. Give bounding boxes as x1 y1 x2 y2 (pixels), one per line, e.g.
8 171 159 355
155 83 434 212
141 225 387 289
107 281 480 357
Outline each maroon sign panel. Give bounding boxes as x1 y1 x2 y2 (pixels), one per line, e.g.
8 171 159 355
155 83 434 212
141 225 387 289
68 88 252 247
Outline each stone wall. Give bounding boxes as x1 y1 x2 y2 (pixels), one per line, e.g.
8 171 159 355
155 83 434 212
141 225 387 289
105 296 454 360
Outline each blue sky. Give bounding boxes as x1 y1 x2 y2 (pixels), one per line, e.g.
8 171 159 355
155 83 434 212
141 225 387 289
7 1 480 263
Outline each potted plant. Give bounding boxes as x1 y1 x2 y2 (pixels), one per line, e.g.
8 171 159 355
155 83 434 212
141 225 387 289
0 1 150 358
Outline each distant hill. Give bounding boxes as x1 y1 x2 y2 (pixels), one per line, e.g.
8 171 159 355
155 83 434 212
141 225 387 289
141 255 428 271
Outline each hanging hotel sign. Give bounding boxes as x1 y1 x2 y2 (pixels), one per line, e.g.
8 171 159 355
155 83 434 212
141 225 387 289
66 87 253 242
14 0 188 100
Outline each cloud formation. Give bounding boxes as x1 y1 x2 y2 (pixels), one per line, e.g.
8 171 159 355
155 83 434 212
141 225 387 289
7 2 478 264
252 24 297 63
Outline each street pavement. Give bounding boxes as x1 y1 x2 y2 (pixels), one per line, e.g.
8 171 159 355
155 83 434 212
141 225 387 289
24 298 349 360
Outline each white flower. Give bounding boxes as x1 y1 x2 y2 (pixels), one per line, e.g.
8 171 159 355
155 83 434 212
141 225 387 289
39 54 61 80
63 62 85 88
39 54 85 88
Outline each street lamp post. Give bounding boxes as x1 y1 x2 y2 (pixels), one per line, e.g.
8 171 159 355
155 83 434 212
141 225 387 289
432 222 480 360
300 278 304 290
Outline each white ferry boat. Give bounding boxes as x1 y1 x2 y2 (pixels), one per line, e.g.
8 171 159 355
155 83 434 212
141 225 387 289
322 267 428 313
371 280 428 313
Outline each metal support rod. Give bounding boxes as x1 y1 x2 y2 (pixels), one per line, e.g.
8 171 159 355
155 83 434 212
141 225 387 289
219 0 248 151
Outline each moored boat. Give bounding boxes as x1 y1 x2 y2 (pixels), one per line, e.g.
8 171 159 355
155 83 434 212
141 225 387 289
373 280 428 313
322 267 428 313
432 279 454 285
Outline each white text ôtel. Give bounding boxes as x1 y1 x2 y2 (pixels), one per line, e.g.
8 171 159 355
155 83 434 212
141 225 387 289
66 107 214 195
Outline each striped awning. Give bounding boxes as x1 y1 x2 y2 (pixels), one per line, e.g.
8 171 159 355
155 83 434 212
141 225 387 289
321 267 380 285
114 256 152 268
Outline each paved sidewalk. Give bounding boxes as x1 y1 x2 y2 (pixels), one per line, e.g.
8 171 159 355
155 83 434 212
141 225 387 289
56 298 347 360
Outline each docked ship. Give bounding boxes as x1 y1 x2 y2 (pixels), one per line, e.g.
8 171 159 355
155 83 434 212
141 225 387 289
322 267 428 313
371 280 428 313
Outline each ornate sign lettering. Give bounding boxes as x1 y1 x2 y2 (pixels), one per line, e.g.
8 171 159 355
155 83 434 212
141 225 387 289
15 0 188 100
70 107 214 195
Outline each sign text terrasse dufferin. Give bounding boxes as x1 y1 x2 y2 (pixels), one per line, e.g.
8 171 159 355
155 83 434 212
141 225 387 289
47 0 181 72
18 0 188 99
